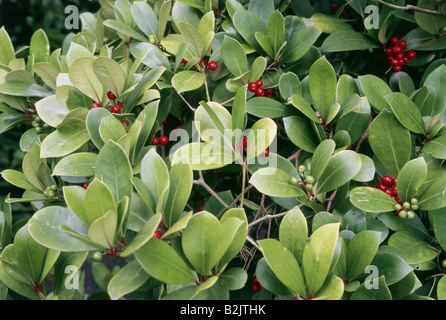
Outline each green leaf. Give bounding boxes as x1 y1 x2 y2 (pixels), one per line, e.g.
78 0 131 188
232 10 267 53
384 93 425 134
423 134 446 159
368 111 412 177
164 162 193 227
418 177 446 210
140 149 170 213
246 97 284 118
414 0 446 35
249 167 307 198
388 231 437 264
179 22 203 58
181 211 220 274
358 75 392 112
310 139 336 181
246 117 277 161
303 223 340 295
131 2 159 40
221 36 248 77
316 150 362 194
309 56 337 119
107 259 150 300
279 72 301 101
0 170 41 193
0 27 15 65
310 13 353 34
84 179 116 225
320 31 379 52
267 10 285 57
0 82 51 98
350 186 398 213
134 238 195 284
279 206 308 263
88 210 117 249
283 116 318 152
52 152 97 177
95 140 133 202
99 116 127 143
231 85 247 136
350 276 391 300
119 213 162 258
218 267 247 291
103 19 148 42
69 57 104 103
371 253 413 286
281 26 321 64
28 206 98 251
437 275 446 300
314 274 344 300
171 71 206 93
249 57 267 83
29 29 50 63
218 208 248 268
289 94 320 123
258 238 307 297
352 154 375 182
35 95 69 128
158 0 172 40
33 62 59 90
86 108 113 149
93 57 126 97
346 230 381 281
421 65 446 116
396 157 428 202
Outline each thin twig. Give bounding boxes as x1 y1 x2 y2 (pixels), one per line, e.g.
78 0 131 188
355 116 373 153
177 92 196 112
375 0 446 16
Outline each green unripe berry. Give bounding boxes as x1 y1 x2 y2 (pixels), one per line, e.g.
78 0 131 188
42 123 49 128
298 165 306 172
442 259 446 269
407 210 415 219
35 127 41 133
305 175 315 184
43 200 50 206
46 190 55 198
399 210 407 218
403 202 411 209
34 116 41 122
394 204 402 211
92 252 103 262
50 184 57 191
43 190 49 197
32 121 38 127
411 198 418 205
290 177 299 185
306 183 313 190
411 204 419 210
149 35 156 44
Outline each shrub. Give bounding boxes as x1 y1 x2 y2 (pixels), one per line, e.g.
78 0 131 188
1 0 446 301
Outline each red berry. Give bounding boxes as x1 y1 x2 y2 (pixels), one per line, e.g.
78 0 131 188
407 50 416 59
392 186 398 196
390 59 399 66
395 53 404 60
162 118 167 125
342 11 350 17
263 149 270 157
252 284 261 293
181 58 188 65
214 8 221 15
390 36 399 45
255 87 265 97
256 79 264 88
153 230 162 239
242 136 248 152
152 136 159 145
159 135 169 146
393 178 397 186
376 182 387 191
398 59 405 66
386 48 393 56
200 59 207 67
393 65 402 72
198 205 204 211
264 88 273 96
395 197 403 205
107 91 117 100
111 104 121 113
208 61 218 70
399 40 407 50
91 102 102 109
248 82 257 92
382 175 393 186
331 5 339 13
123 118 129 126
385 189 393 197
252 277 259 284
393 46 402 54
83 183 89 189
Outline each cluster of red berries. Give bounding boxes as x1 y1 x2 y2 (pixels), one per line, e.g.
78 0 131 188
376 175 401 204
331 5 351 17
252 277 263 293
91 91 124 114
385 37 416 72
248 79 273 97
181 58 219 71
151 118 170 146
153 221 168 239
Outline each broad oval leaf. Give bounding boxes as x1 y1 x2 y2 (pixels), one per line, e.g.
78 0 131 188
350 187 398 213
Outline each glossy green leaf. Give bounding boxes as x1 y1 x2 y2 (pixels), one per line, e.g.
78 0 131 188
283 116 318 152
421 65 446 116
221 36 247 77
29 29 50 63
258 238 306 297
316 150 362 194
281 26 321 64
358 75 392 112
35 95 69 128
134 238 194 284
352 154 375 182
289 94 320 123
388 231 437 264
52 152 97 177
310 13 353 34
396 157 427 202
249 167 307 198
350 186 398 213
279 72 301 100
218 267 247 291
232 10 267 52
172 71 206 93
346 230 381 281
310 139 336 181
384 92 425 134
93 57 126 97
350 276 391 300
0 82 51 98
69 57 104 103
371 253 413 286
320 31 379 52
88 210 117 249
368 110 412 177
246 97 284 118
423 134 446 159
309 56 337 119
279 206 308 263
0 27 15 65
0 170 41 193
267 10 285 57
107 259 150 300
103 19 147 42
131 2 159 40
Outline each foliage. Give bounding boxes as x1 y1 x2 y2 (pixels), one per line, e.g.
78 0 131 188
1 0 446 300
